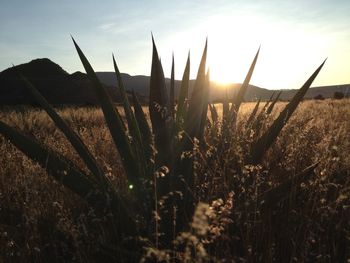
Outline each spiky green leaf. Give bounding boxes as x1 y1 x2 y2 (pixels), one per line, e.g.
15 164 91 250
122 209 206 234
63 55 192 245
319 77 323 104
18 73 107 187
246 98 261 127
0 120 96 199
231 48 260 113
262 91 276 113
170 53 175 119
0 120 137 234
131 90 154 169
250 60 326 164
178 39 208 193
266 90 282 115
175 53 190 129
184 39 208 141
72 37 140 187
112 55 148 177
149 35 172 167
198 69 210 142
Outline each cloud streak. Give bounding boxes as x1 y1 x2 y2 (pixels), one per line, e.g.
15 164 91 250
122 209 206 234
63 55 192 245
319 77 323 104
0 0 349 88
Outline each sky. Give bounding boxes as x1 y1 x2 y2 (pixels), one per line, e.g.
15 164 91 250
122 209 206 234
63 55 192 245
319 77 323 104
0 0 349 89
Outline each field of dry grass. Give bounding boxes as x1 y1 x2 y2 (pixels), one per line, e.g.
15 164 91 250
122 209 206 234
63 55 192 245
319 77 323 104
0 99 349 262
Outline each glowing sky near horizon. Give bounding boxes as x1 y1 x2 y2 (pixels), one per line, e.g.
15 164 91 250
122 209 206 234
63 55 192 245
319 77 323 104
0 0 349 89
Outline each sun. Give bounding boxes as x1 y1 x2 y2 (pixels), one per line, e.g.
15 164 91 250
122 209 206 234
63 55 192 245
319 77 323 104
165 13 330 90
201 15 264 85
207 41 261 86
186 14 329 89
209 60 238 85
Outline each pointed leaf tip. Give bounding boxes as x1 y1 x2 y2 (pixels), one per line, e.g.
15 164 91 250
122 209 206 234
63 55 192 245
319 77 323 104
151 34 159 59
71 36 77 45
250 60 325 164
255 47 260 57
151 33 156 46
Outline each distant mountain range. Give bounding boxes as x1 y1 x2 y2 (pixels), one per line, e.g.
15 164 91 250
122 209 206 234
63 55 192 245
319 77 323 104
0 58 349 105
96 72 350 101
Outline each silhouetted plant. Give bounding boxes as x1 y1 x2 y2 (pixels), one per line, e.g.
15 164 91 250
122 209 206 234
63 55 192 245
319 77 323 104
0 36 328 261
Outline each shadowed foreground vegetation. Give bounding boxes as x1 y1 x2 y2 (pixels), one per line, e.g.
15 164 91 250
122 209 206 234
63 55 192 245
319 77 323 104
0 38 349 262
0 99 349 262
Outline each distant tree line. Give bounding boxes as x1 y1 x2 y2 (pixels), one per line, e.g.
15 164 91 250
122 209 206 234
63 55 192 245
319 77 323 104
314 91 347 100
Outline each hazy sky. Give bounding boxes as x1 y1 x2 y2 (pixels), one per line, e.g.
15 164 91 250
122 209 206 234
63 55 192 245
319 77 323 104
1 0 349 89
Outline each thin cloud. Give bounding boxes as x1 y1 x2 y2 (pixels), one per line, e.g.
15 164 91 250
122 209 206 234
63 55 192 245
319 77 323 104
99 23 116 31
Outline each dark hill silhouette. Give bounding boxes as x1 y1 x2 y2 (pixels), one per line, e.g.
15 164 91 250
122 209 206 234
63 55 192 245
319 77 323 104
1 58 69 78
0 58 348 105
0 59 122 105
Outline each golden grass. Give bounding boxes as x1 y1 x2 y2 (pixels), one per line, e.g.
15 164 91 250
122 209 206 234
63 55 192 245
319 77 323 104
0 99 349 261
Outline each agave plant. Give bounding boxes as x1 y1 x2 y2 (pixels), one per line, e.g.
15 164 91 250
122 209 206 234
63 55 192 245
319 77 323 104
0 36 325 259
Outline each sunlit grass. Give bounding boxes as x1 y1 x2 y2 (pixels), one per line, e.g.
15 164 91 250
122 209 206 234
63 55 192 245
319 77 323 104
0 99 349 261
